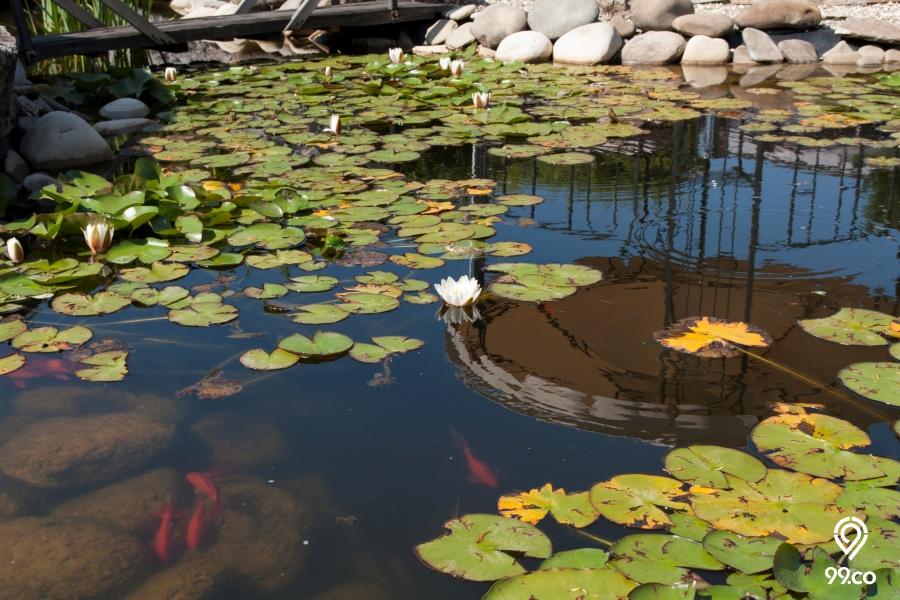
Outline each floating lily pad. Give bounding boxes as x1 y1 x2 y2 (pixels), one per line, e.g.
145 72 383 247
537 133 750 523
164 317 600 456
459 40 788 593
168 301 238 327
227 223 305 250
75 351 128 382
798 308 894 346
774 544 862 600
665 446 766 488
702 531 782 575
404 291 439 304
628 583 696 600
498 483 597 528
239 348 299 371
349 343 390 364
483 567 636 599
0 319 27 342
838 362 900 406
243 283 288 299
120 262 189 284
286 275 339 293
0 353 26 375
339 292 400 314
289 303 349 324
278 331 353 359
390 252 445 269
51 291 131 316
371 336 423 353
246 249 313 269
539 549 609 570
415 514 551 582
589 474 688 529
11 326 92 353
609 534 723 585
536 152 595 165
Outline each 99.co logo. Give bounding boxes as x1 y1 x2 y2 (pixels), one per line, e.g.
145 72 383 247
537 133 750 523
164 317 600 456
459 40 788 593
826 517 876 586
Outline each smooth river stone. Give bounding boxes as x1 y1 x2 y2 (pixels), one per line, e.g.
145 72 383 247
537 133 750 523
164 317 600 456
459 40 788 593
527 0 599 41
630 0 694 31
672 13 733 38
20 111 114 169
681 35 730 65
446 22 476 49
742 28 784 63
833 18 900 46
99 97 150 119
777 39 818 63
495 31 553 64
822 40 860 65
734 0 821 30
553 22 623 66
470 5 527 49
621 31 687 65
425 19 458 45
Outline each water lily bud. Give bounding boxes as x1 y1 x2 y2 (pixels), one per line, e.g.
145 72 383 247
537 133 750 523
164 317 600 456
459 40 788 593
6 237 24 264
388 47 404 65
439 56 452 71
449 60 464 78
324 66 332 81
82 222 114 256
164 67 177 82
472 91 491 110
325 114 341 136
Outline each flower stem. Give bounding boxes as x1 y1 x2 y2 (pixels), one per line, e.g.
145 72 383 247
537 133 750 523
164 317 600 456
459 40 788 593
566 526 614 548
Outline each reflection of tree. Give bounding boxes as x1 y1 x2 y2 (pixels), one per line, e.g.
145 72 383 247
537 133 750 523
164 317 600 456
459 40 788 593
862 164 900 231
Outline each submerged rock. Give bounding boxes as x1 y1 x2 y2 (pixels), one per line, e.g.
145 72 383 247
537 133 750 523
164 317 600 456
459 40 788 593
124 556 229 600
0 413 175 489
313 582 391 600
621 31 686 65
20 111 114 170
470 5 527 49
553 22 623 66
191 412 287 471
13 385 183 424
527 0 599 41
630 0 694 32
0 516 145 599
53 468 181 531
495 31 553 64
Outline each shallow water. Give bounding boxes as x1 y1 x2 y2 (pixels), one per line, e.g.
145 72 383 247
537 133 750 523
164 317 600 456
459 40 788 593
1 64 899 598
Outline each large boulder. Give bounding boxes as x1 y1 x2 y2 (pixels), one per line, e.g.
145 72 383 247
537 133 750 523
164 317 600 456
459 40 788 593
125 557 229 600
734 0 821 31
672 14 733 38
20 111 114 170
822 40 860 65
0 413 175 489
681 35 730 65
495 31 554 64
425 18 458 45
832 18 900 46
778 39 818 63
446 22 476 49
553 22 623 65
99 97 150 119
621 31 687 65
0 517 145 599
471 5 527 49
527 0 599 41
630 0 694 32
742 28 784 63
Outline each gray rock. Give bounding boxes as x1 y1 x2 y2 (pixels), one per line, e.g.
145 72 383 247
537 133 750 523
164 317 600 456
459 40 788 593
527 0 599 41
672 14 733 38
446 22 476 49
17 116 37 132
769 28 841 57
446 4 477 21
833 18 900 45
611 15 636 39
98 97 150 120
778 39 818 63
886 49 900 63
425 19 458 45
681 35 730 65
857 45 885 67
93 117 155 137
630 0 694 32
0 28 16 138
682 65 729 88
17 95 51 117
0 517 144 599
4 149 28 182
22 172 60 193
742 28 784 63
553 22 623 65
20 111 114 170
734 0 821 31
621 31 687 65
412 44 448 56
822 40 860 65
125 557 228 600
14 60 31 87
0 413 175 489
471 5 527 49
495 31 553 63
732 45 757 64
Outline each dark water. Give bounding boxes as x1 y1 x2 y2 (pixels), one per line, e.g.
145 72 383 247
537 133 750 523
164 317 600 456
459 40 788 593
1 113 898 598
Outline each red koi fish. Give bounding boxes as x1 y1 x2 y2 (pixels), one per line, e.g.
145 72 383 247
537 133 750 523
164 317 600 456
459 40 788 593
186 470 221 509
451 429 499 488
186 499 207 550
6 357 78 388
152 501 177 562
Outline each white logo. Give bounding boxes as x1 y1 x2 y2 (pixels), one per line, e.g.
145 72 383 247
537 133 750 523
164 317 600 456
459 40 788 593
834 516 868 561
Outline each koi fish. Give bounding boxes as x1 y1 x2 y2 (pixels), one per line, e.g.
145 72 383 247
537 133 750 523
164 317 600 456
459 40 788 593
5 357 78 388
152 501 177 562
186 470 221 509
451 429 499 488
186 499 206 550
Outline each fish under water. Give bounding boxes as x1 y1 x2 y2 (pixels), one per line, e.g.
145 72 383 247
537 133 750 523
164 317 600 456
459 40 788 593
186 470 222 509
5 357 79 388
186 499 207 550
451 429 499 488
152 501 178 562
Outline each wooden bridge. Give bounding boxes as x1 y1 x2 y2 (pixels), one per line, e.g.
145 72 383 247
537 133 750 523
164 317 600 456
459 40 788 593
10 0 447 63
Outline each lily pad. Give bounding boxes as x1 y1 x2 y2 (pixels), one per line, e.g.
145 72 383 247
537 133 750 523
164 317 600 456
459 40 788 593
11 326 92 353
239 348 299 371
75 351 128 382
540 549 610 570
168 301 238 327
120 262 189 284
499 483 597 528
289 304 349 324
0 319 27 342
278 331 353 358
51 291 132 316
286 275 339 293
0 353 26 375
664 446 766 488
702 531 782 575
243 283 288 300
609 534 723 585
390 252 445 269
798 308 894 346
589 475 688 529
837 362 900 406
774 544 862 600
339 292 400 314
415 514 551 582
371 336 424 354
483 567 636 599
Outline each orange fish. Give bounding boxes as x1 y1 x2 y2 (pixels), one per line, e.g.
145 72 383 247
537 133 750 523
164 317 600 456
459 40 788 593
186 471 220 508
6 357 77 388
451 429 499 488
186 499 206 550
152 501 177 562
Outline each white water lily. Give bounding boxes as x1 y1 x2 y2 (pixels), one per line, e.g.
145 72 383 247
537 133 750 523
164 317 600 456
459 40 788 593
449 60 464 78
5 237 24 264
472 91 491 109
434 275 482 307
439 305 482 325
164 67 177 82
324 114 341 136
324 66 332 81
439 56 452 70
82 222 114 255
388 47 405 64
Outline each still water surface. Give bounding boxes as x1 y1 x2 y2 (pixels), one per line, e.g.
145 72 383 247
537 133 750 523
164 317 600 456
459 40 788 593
1 70 898 599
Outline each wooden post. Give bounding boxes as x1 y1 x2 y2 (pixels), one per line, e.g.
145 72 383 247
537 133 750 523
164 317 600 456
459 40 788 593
97 0 176 45
53 0 105 29
8 0 35 62
283 0 317 33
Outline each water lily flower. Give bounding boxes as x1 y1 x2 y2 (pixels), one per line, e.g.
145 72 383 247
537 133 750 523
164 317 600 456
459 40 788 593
439 305 482 325
82 222 114 256
324 66 332 81
434 275 482 307
472 91 491 109
449 60 464 78
439 56 452 70
388 47 405 64
164 67 177 82
324 114 341 136
5 237 24 264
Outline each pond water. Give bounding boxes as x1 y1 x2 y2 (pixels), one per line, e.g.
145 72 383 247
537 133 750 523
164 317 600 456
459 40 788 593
0 58 898 598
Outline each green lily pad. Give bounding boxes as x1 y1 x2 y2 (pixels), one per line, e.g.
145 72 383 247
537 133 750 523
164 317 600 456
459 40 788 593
483 567 636 599
837 481 900 519
243 283 289 299
668 513 714 543
286 275 339 293
227 223 306 250
105 239 172 265
339 292 400 314
120 262 190 284
609 534 723 585
278 331 353 358
366 149 421 163
851 517 900 571
496 194 544 206
629 583 697 600
404 291 439 304
539 549 610 570
665 446 766 488
838 362 900 406
75 351 128 382
415 514 551 582
390 252 445 269
372 336 423 353
589 475 688 530
11 326 92 353
246 250 313 269
168 301 238 327
774 544 862 600
798 308 894 346
536 152 595 165
0 319 27 342
239 348 299 371
0 353 26 375
51 291 132 316
349 343 390 363
702 531 782 575
289 304 349 325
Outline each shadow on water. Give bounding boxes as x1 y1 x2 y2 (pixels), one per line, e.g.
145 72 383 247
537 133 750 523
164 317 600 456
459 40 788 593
0 106 898 597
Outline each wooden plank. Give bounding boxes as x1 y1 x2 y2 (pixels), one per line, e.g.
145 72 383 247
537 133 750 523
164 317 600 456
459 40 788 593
283 0 317 33
53 0 106 29
234 0 258 15
9 0 35 61
97 0 176 45
29 2 447 60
